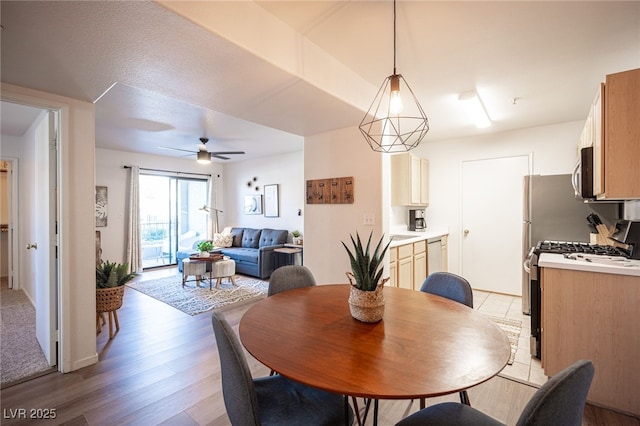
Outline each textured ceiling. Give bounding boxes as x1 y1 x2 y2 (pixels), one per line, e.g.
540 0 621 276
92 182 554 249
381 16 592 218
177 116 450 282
1 1 639 162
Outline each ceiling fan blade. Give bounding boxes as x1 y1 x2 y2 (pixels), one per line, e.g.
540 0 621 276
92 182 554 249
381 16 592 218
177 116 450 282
211 154 231 160
210 151 245 155
158 146 197 154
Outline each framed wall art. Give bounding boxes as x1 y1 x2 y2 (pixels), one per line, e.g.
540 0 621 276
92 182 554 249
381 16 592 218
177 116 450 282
95 186 108 227
244 194 263 215
264 184 279 217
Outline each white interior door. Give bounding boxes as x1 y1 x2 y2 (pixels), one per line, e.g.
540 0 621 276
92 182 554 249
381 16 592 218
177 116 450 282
461 155 530 295
34 111 57 366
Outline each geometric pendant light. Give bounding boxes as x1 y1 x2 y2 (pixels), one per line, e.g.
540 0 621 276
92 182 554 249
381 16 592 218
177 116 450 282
359 0 429 153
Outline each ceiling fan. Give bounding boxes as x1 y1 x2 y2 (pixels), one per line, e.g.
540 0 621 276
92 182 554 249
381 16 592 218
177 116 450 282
159 138 245 163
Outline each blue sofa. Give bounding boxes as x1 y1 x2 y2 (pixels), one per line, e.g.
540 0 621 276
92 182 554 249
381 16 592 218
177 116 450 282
177 227 288 279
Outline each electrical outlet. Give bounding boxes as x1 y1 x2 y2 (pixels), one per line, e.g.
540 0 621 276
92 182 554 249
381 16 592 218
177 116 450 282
363 213 375 226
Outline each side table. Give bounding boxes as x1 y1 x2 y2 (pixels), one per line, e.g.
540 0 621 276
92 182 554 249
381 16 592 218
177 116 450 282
273 247 302 269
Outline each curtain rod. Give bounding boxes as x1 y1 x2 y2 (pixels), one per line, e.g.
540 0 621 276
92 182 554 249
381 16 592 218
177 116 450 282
123 165 212 178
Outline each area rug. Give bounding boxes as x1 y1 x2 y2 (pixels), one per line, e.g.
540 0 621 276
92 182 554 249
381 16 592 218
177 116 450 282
484 315 522 365
126 275 268 316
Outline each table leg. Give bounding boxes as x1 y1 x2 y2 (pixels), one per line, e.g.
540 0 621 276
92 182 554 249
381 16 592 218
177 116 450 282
373 399 379 426
350 397 363 426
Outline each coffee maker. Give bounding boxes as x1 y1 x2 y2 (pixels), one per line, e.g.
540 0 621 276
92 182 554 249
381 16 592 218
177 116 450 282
409 209 426 232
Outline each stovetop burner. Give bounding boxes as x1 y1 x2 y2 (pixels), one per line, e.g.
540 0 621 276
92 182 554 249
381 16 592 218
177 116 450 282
536 241 629 257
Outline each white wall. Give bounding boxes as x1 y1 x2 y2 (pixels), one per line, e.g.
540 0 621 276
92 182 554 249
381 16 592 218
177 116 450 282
222 150 304 238
411 120 584 274
304 126 384 284
95 148 224 263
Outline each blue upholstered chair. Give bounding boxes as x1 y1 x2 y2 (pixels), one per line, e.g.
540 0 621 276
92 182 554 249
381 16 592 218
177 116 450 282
419 272 474 407
395 359 595 426
211 310 354 426
267 265 316 297
420 272 473 308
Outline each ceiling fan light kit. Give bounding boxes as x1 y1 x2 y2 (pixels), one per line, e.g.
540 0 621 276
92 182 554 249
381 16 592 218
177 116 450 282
159 137 245 162
197 150 211 164
359 0 429 153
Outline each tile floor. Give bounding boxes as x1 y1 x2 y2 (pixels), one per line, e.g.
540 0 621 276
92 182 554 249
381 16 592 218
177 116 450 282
473 289 548 387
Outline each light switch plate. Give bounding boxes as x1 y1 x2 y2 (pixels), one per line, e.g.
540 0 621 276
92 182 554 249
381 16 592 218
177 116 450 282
363 213 375 226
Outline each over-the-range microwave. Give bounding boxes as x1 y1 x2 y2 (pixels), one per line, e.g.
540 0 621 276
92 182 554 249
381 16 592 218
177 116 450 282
572 146 594 200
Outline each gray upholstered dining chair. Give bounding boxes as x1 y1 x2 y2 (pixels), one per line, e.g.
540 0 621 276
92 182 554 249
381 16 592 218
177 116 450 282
211 310 354 426
419 272 474 407
267 265 316 296
267 265 317 376
395 359 594 426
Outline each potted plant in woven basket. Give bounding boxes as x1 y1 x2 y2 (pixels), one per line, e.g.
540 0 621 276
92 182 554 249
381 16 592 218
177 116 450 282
96 260 136 339
342 231 390 323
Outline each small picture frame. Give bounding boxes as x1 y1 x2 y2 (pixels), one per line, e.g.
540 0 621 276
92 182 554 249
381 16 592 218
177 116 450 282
244 194 262 215
264 184 279 217
95 186 108 227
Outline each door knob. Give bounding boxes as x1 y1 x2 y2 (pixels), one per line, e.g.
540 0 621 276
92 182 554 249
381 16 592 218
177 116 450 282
26 243 38 249
463 229 470 236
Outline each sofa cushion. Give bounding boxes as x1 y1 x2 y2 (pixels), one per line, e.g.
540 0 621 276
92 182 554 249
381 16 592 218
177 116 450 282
259 228 288 247
230 227 244 247
242 228 262 248
213 233 233 248
221 247 259 264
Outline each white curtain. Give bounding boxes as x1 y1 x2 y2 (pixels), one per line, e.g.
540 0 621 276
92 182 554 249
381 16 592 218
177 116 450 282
126 166 142 273
208 174 219 238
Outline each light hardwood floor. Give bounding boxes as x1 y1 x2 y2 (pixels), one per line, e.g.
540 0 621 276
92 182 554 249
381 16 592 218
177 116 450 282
0 268 638 425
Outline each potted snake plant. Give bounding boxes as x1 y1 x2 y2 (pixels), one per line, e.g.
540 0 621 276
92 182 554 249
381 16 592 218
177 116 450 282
342 231 390 323
96 260 136 338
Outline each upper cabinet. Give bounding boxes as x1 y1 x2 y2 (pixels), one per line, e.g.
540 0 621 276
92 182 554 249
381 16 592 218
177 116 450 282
391 153 429 206
595 68 640 200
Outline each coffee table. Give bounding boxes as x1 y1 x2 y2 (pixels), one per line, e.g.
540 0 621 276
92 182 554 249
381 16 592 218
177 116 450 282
183 256 237 290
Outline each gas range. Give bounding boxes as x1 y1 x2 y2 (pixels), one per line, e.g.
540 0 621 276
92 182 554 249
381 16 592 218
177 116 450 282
535 240 630 257
527 239 629 359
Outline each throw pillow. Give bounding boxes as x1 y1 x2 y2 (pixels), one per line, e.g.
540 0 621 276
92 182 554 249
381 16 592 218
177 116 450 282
213 233 233 248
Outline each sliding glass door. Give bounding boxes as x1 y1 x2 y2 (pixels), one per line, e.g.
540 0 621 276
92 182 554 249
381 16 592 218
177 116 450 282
139 174 208 269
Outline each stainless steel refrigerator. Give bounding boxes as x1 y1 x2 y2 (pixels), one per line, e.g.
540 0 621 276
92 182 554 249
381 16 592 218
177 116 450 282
521 174 620 313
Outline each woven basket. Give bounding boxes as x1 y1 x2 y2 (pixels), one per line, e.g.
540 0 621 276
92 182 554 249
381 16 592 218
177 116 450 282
346 273 388 323
96 286 125 313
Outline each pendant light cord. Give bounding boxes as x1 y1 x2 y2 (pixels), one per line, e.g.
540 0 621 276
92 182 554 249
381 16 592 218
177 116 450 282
393 0 397 75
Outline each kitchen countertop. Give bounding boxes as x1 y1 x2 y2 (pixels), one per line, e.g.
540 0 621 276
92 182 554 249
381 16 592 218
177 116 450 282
388 227 449 248
538 253 640 277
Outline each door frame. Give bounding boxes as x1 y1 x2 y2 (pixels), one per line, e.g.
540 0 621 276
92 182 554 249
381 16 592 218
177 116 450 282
1 96 64 372
1 157 20 290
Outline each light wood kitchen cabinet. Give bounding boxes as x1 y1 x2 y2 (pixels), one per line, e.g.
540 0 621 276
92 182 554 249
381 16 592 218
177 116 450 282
541 267 640 415
390 240 429 290
396 243 414 289
388 247 397 287
391 153 429 206
596 68 640 199
413 240 427 289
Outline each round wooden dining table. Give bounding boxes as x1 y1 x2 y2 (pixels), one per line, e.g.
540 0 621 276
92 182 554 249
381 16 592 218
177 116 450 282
239 284 511 403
